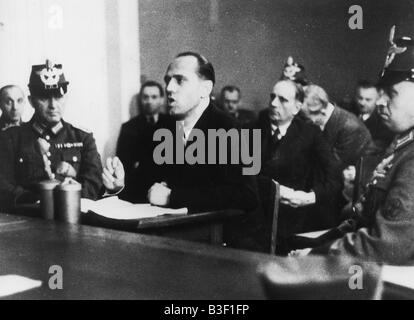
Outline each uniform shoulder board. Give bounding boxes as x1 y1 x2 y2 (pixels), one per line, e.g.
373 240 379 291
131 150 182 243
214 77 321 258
396 131 414 150
71 123 93 134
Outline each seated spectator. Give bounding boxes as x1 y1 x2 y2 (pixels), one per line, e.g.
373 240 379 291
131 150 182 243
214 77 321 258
302 84 372 169
349 80 394 150
0 85 25 131
219 85 256 127
116 81 170 202
245 79 341 254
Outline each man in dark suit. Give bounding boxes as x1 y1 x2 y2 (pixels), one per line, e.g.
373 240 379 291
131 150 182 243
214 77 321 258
146 52 258 213
249 79 341 253
116 81 170 202
352 80 394 150
219 85 256 127
302 84 372 169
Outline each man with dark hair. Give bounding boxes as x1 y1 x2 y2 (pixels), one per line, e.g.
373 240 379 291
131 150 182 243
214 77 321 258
175 51 216 84
0 85 25 131
116 80 169 202
220 85 256 127
146 52 258 212
0 60 123 212
352 80 394 150
241 79 341 253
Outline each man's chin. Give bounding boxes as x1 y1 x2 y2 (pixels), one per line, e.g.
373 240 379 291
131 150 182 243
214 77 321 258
44 117 62 126
167 107 185 121
169 112 186 121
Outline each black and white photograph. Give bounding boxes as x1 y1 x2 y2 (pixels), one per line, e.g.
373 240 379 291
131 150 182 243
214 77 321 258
0 0 414 303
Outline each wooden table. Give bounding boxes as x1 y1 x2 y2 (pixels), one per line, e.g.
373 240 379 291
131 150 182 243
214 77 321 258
13 204 245 245
0 213 272 299
1 213 413 300
83 208 245 245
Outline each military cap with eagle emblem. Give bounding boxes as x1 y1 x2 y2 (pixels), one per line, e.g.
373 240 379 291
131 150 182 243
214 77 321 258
28 59 69 97
280 56 309 86
378 25 414 87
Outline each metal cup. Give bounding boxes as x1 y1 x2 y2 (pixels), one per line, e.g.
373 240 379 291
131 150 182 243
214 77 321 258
38 179 61 220
54 179 82 224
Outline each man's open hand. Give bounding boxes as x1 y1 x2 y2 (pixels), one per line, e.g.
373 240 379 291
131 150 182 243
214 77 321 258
102 157 125 193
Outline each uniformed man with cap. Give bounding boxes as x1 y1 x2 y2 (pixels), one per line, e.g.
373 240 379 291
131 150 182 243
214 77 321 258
292 26 414 265
0 60 123 211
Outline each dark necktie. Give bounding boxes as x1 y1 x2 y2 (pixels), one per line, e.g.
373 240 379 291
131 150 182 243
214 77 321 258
149 116 156 125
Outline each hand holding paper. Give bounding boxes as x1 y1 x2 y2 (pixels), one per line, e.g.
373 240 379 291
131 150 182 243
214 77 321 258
280 184 316 208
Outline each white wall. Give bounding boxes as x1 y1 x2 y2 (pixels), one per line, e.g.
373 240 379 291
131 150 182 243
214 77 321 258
0 0 140 160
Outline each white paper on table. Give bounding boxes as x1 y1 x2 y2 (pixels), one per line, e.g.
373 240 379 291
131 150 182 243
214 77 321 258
0 275 42 298
382 265 414 290
81 197 188 220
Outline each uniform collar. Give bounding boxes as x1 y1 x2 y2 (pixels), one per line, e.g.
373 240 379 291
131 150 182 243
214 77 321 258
31 118 64 136
395 128 414 151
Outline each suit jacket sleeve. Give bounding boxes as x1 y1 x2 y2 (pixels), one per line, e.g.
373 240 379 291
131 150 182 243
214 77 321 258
313 154 414 265
310 129 342 205
0 131 33 209
116 124 134 173
169 168 258 213
169 131 259 213
78 133 104 200
334 121 372 167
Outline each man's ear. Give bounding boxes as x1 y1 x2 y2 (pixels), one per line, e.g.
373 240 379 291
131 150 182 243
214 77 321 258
293 101 302 115
200 80 213 99
28 96 34 109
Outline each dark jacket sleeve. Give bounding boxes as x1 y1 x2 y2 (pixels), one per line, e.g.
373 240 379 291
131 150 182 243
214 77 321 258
116 124 134 173
169 130 259 213
0 131 35 210
310 129 342 205
313 154 414 265
78 133 103 200
334 119 372 168
169 167 259 213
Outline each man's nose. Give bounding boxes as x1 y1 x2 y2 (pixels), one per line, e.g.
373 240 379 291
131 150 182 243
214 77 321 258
376 96 387 108
49 97 58 108
271 97 280 108
166 79 176 93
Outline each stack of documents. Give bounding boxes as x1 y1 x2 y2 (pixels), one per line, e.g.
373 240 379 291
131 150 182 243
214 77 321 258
81 197 188 220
